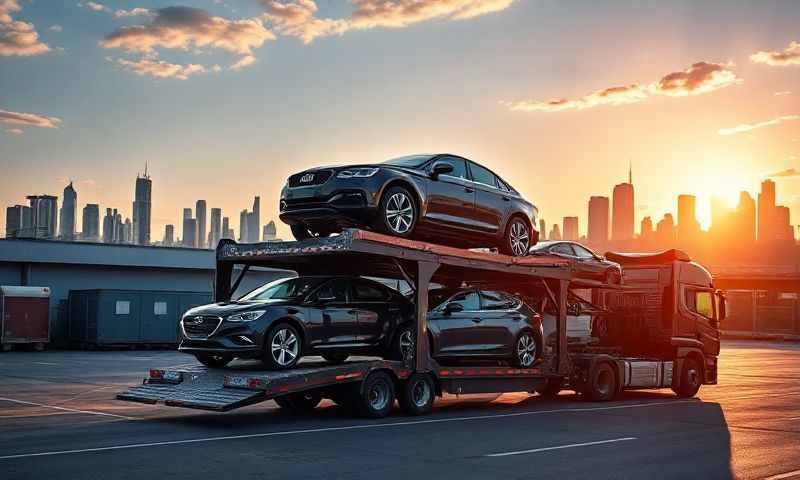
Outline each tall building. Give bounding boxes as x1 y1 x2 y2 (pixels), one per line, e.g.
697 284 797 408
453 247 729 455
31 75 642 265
548 224 561 241
563 216 579 241
27 195 58 239
758 179 776 242
250 196 260 243
82 204 100 242
209 208 222 248
59 182 77 241
5 205 32 238
655 213 676 245
195 200 207 249
132 170 152 245
640 216 654 241
538 219 546 241
113 209 123 243
736 191 756 246
611 167 634 241
222 216 233 240
263 220 277 241
587 196 609 245
676 194 701 244
122 217 133 244
163 224 174 246
775 206 794 241
102 208 114 243
239 209 249 242
183 217 197 248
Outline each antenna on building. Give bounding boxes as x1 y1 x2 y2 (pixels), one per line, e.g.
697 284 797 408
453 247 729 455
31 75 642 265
144 161 149 179
628 159 632 185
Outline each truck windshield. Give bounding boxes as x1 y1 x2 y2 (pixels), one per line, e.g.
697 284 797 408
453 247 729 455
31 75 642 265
239 277 323 301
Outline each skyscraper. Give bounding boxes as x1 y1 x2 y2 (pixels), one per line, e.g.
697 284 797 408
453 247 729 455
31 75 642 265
132 170 152 245
122 217 133 244
209 207 221 248
164 224 174 246
736 191 756 246
195 200 207 249
250 196 260 243
611 167 634 242
539 219 546 241
183 217 197 248
263 220 277 241
656 213 676 245
676 194 701 244
239 209 249 242
102 208 114 243
775 206 794 241
587 196 609 245
640 216 654 241
562 216 579 241
222 216 232 240
27 195 58 239
5 205 32 238
59 182 77 241
758 179 776 242
82 204 100 242
548 224 561 241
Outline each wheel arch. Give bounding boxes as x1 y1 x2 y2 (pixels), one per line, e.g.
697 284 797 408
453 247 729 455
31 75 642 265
379 178 424 218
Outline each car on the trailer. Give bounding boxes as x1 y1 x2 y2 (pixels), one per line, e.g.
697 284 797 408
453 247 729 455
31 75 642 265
529 241 622 284
279 154 539 256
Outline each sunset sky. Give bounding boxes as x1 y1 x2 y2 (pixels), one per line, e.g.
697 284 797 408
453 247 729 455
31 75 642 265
1 0 799 241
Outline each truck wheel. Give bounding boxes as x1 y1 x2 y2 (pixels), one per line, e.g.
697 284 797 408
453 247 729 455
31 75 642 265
194 353 232 368
357 371 395 418
322 352 349 365
583 362 617 402
263 323 302 370
398 373 435 416
274 391 322 413
673 357 702 398
533 377 564 398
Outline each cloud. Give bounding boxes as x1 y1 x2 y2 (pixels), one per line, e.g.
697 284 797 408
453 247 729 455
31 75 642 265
504 61 741 113
0 0 50 56
5 128 23 135
229 54 256 70
718 115 799 136
78 1 111 13
114 8 154 19
49 24 62 32
108 56 207 80
767 168 800 178
0 108 61 128
261 0 348 43
775 91 792 96
751 41 800 67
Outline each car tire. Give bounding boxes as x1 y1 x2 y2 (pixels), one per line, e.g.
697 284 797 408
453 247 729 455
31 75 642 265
390 324 428 365
194 353 232 368
397 373 435 416
356 371 395 418
274 391 322 413
377 186 417 237
263 322 302 370
582 362 617 402
512 330 540 368
500 217 531 257
322 352 349 365
673 357 702 398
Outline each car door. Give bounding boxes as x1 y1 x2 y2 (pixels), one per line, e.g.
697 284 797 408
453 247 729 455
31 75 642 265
475 290 519 355
468 161 508 233
312 279 358 347
571 244 606 280
350 279 397 346
428 290 482 356
423 156 476 228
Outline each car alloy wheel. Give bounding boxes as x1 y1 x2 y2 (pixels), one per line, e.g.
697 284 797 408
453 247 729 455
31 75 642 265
271 327 299 367
385 192 415 234
398 329 415 361
516 332 537 367
509 219 530 257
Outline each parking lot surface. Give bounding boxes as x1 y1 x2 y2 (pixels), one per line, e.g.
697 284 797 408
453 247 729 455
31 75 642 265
1 341 799 479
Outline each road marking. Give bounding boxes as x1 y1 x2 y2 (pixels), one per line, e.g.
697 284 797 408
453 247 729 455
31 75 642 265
0 399 696 460
0 411 82 420
33 362 58 366
485 437 637 457
765 469 800 480
57 386 114 405
0 397 135 421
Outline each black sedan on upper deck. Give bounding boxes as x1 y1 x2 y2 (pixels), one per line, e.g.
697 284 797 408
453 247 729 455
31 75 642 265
279 154 539 256
528 241 622 284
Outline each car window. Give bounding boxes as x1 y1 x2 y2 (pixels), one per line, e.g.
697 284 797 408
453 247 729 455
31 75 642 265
495 176 511 192
353 280 389 301
240 277 325 301
572 245 595 259
551 243 576 256
685 289 713 319
480 290 516 310
444 291 480 311
437 156 469 180
468 162 498 188
313 279 349 302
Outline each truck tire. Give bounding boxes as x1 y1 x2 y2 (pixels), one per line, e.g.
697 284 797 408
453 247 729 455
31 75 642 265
274 391 322 413
397 373 435 416
673 357 702 398
194 353 232 368
322 352 349 365
583 362 617 402
356 371 395 418
533 377 564 398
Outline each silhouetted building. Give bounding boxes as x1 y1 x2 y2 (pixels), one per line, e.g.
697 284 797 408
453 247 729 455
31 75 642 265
163 224 174 246
196 200 207 249
656 213 676 245
736 191 756 246
82 204 99 242
183 217 197 248
676 194 701 244
775 206 794 241
222 216 233 240
588 196 609 245
239 209 249 242
209 207 221 248
132 171 152 245
122 218 133 244
263 220 277 241
563 216 579 241
250 196 260 243
758 179 776 242
5 205 32 238
611 169 634 241
640 216 654 242
548 224 561 241
102 208 114 243
27 195 58 239
539 219 546 241
59 182 77 241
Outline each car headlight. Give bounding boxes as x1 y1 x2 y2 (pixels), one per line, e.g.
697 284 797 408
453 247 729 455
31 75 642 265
226 310 266 322
337 168 379 179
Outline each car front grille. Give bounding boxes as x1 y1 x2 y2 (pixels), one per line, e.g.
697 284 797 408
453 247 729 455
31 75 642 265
182 315 222 339
288 170 333 188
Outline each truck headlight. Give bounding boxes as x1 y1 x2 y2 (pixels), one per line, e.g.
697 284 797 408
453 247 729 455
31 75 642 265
227 310 266 322
337 168 379 179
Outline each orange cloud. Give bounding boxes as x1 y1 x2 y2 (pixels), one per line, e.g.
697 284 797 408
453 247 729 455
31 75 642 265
229 54 256 71
0 0 50 56
261 1 348 43
718 114 799 136
751 41 800 67
0 108 61 128
5 128 23 135
768 168 800 178
109 57 207 80
504 61 740 113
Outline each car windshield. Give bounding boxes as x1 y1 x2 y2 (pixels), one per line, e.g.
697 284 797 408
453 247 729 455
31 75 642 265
239 277 324 301
383 155 435 168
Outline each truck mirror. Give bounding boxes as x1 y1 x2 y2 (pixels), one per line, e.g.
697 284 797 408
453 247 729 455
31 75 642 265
717 292 726 322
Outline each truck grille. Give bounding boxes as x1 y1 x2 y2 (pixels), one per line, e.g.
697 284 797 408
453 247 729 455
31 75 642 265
288 170 333 188
182 316 222 339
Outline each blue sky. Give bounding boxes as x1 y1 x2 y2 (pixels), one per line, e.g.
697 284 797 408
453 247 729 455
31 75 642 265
1 0 799 240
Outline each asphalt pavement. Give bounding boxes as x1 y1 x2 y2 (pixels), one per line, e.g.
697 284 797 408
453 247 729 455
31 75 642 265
0 341 799 479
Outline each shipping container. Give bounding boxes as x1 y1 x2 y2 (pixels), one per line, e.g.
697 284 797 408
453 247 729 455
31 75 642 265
68 289 211 347
1 286 50 351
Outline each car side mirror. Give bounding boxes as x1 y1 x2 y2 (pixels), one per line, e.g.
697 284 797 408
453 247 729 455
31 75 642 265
430 161 454 179
443 302 464 315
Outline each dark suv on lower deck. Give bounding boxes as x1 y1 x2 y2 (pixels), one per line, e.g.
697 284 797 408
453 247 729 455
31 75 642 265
279 154 538 256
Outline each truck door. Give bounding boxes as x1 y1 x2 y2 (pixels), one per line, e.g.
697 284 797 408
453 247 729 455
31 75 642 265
682 287 721 356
